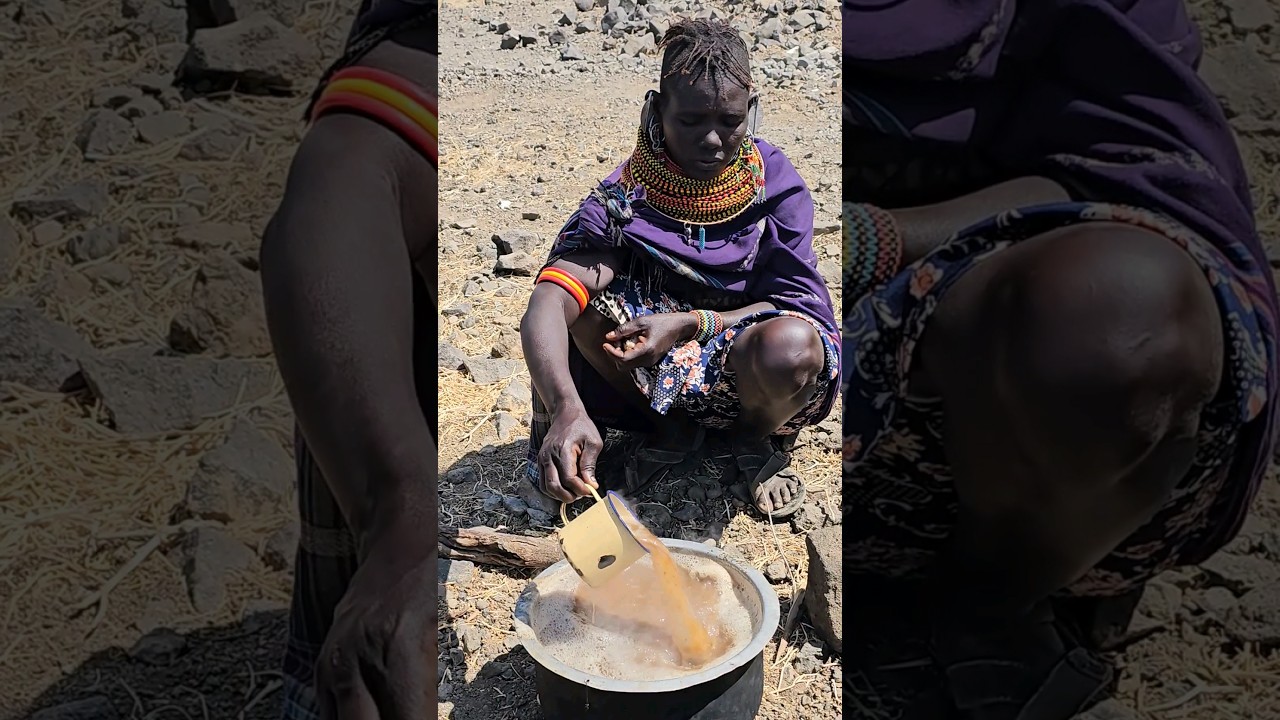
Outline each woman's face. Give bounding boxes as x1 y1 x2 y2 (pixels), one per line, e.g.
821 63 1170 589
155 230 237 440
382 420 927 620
658 75 751 181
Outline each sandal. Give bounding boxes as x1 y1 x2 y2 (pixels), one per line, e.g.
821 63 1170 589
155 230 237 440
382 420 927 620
729 436 807 520
614 424 706 500
918 603 1113 720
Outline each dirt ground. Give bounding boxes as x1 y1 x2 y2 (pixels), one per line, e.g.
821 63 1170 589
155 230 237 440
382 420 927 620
0 0 1277 719
434 0 843 719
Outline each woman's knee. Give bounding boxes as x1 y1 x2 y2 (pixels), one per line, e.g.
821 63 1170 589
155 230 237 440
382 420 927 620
995 224 1224 463
733 317 824 396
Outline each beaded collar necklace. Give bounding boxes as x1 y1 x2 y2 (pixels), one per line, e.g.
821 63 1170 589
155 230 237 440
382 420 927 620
620 125 766 249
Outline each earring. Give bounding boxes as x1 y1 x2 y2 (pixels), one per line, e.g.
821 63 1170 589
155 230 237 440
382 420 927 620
640 90 664 152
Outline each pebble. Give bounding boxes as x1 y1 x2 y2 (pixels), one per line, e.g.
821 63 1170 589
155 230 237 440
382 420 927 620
765 561 788 583
672 504 701 522
503 496 529 515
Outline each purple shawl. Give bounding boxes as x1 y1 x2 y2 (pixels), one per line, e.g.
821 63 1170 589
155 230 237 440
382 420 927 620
844 0 1279 560
553 139 840 340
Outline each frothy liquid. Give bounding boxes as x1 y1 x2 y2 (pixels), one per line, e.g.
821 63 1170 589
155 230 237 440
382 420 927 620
531 513 753 681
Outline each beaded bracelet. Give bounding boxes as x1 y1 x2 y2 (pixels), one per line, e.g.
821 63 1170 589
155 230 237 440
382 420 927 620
842 202 904 304
690 309 724 344
536 268 589 314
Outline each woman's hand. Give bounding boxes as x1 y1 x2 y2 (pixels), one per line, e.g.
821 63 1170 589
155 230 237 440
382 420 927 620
539 403 603 502
316 518 435 719
603 313 699 370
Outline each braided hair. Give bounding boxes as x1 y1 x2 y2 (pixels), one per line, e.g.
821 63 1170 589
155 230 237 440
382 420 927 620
658 18 752 93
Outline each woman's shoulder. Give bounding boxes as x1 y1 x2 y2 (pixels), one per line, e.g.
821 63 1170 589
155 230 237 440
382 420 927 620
753 138 805 185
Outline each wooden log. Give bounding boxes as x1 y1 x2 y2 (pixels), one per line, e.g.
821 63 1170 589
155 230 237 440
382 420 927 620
439 526 563 569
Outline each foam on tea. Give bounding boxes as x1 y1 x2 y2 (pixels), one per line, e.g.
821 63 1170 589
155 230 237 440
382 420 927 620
530 550 754 681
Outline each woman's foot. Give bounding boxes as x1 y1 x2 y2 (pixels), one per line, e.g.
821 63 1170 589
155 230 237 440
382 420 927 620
616 423 706 500
920 602 1113 720
728 436 806 519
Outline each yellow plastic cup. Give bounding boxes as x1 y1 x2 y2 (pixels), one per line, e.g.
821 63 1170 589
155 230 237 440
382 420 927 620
558 486 649 588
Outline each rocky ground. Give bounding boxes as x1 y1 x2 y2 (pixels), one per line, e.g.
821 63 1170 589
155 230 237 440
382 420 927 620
434 0 843 719
0 0 337 716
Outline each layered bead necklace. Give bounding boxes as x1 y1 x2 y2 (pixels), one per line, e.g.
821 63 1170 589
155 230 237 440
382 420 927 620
620 125 766 250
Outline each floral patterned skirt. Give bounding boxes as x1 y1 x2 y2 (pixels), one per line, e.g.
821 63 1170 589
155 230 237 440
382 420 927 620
842 202 1271 597
525 273 841 487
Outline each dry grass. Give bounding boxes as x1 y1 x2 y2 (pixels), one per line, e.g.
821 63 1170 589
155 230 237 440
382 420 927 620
0 0 346 711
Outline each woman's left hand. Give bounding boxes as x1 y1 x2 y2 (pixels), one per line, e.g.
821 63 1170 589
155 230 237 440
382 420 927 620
604 313 698 370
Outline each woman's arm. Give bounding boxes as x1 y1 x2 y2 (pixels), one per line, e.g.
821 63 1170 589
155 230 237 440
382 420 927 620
259 113 436 555
892 176 1071 264
520 249 619 414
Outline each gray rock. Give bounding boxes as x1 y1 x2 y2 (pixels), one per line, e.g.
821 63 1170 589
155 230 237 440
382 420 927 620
1135 577 1182 628
181 15 321 94
1199 586 1238 620
76 109 135 157
0 215 18 280
1200 551 1280 595
179 526 256 613
494 411 521 441
66 223 125 264
92 85 142 109
121 0 187 45
491 328 524 359
483 494 503 511
500 31 520 49
135 110 191 144
173 221 249 250
463 357 520 385
443 466 479 485
492 228 542 256
527 508 554 525
119 95 164 119
28 695 119 720
623 33 654 56
11 180 109 221
494 251 539 276
179 112 241 160
672 504 701 522
557 7 576 25
33 263 93 307
1199 44 1280 119
638 502 672 528
1227 0 1276 31
32 220 63 247
133 72 174 94
438 558 476 584
575 0 593 11
687 485 706 502
439 341 468 371
127 627 187 666
456 621 482 653
180 418 293 522
169 251 270 357
493 378 532 412
502 495 529 515
792 639 823 674
262 520 299 570
0 299 95 392
803 525 842 653
1224 585 1280 644
443 301 472 318
765 561 788 583
79 348 276 434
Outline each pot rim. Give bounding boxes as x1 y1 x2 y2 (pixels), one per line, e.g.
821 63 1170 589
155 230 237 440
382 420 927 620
513 538 781 694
